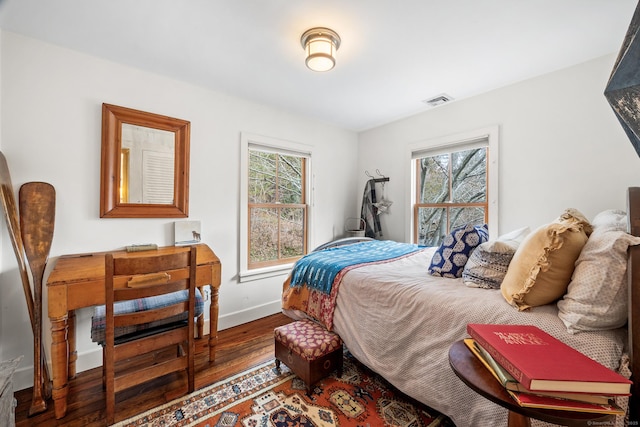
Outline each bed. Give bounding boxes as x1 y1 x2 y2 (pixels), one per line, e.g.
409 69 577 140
281 188 640 427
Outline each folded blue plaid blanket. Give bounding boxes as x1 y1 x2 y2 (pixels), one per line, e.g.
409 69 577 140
290 240 421 294
91 288 204 344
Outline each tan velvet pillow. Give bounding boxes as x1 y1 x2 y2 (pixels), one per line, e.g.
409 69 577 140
501 209 592 310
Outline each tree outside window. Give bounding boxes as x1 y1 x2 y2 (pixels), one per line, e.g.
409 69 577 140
414 147 488 246
248 149 307 268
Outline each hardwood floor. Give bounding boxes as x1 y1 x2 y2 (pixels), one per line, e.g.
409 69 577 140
14 313 293 426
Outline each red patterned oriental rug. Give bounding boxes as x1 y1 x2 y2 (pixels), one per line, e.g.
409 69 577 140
114 352 454 427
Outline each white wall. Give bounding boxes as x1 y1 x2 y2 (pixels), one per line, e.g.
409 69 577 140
3 31 639 393
0 31 359 389
358 53 640 242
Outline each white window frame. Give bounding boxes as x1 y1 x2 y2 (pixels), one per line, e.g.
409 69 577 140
406 125 499 243
239 132 314 282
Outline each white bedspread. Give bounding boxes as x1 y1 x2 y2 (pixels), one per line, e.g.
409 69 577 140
327 247 628 427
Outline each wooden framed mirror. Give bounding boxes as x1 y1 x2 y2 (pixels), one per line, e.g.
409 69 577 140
100 103 190 218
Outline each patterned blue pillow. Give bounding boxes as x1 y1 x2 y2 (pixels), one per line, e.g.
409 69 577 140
429 224 489 278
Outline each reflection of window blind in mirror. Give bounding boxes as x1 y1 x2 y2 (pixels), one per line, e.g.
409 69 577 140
142 150 175 204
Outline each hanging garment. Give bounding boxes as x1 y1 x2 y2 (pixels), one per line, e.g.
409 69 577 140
360 179 383 238
372 181 393 214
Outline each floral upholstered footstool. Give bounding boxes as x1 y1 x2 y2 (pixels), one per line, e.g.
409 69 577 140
274 319 343 394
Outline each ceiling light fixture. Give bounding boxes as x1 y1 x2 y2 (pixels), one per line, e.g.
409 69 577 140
300 27 341 72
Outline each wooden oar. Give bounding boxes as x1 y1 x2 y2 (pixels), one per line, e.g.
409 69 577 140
0 152 51 402
19 182 55 416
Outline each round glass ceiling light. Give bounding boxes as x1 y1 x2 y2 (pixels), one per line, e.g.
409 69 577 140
300 27 341 72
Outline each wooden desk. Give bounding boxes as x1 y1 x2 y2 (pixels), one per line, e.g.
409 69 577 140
448 341 616 427
46 243 221 419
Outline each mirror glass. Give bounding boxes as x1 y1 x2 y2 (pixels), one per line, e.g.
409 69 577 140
100 103 190 218
120 124 175 204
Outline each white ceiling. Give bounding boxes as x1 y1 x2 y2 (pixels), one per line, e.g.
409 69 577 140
0 0 637 131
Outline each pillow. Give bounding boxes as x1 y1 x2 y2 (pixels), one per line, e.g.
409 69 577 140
429 223 489 278
463 226 530 289
558 210 640 333
501 209 592 310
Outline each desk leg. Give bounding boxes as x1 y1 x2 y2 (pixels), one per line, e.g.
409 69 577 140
197 314 204 339
209 284 219 362
197 286 205 339
67 310 77 379
50 315 69 419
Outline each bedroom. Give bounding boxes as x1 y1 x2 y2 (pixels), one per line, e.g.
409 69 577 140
0 0 639 418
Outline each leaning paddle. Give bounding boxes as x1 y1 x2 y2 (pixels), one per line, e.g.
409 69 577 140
0 152 51 402
19 182 55 416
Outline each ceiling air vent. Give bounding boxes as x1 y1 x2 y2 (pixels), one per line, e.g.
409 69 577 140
423 93 454 107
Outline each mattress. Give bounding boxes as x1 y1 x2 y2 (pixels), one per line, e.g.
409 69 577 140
287 247 629 427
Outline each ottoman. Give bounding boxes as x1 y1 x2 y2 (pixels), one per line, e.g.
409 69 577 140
274 319 343 393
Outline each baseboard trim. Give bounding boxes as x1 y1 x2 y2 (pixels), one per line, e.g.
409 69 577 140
218 300 281 331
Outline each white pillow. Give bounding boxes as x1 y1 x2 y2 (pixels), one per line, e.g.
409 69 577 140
558 210 640 333
463 227 530 289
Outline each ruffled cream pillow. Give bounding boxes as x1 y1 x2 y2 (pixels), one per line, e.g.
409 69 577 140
501 209 592 310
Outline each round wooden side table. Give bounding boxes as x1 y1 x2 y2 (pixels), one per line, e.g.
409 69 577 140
448 340 617 427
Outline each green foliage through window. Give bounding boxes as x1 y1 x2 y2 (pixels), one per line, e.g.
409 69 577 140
248 149 307 268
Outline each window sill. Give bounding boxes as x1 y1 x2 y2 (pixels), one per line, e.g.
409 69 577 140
239 263 293 283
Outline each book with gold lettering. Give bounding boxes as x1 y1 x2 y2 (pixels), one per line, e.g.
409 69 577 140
466 324 631 395
463 338 613 405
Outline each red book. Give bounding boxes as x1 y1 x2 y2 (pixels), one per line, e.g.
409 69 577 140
507 390 625 415
466 324 632 395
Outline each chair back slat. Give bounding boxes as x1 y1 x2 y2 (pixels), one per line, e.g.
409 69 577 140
114 356 189 393
114 278 188 301
112 251 191 275
114 327 189 362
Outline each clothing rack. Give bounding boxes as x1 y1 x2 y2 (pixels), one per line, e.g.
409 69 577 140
365 169 390 183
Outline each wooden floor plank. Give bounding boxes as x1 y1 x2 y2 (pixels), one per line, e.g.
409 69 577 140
14 313 292 426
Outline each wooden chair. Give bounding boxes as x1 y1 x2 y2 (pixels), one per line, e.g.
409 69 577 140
103 246 197 424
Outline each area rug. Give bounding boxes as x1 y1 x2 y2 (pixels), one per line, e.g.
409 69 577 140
114 352 454 427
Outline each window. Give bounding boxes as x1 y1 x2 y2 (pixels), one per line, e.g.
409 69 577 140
409 126 498 246
240 133 312 280
248 149 307 268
